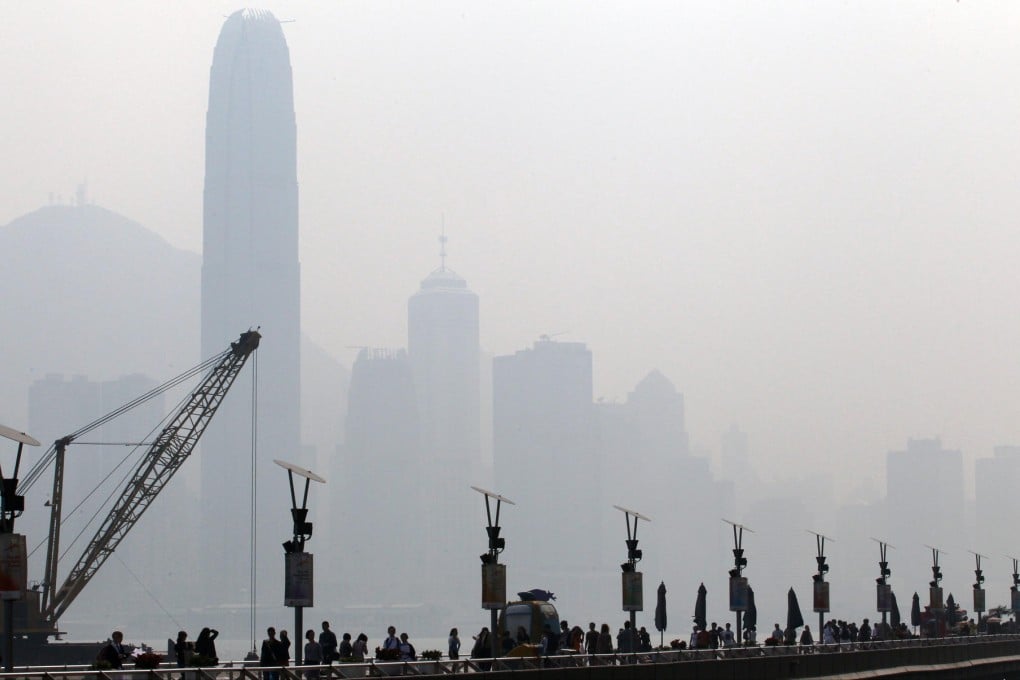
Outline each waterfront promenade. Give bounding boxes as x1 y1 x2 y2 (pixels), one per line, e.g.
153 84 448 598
8 635 1020 680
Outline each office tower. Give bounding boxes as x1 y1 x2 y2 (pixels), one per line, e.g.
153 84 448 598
885 438 963 550
407 256 481 607
334 349 421 605
975 446 1020 557
200 8 301 601
493 338 599 593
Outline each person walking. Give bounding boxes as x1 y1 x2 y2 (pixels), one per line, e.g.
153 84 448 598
319 622 338 663
174 631 191 679
260 628 282 680
448 628 460 660
585 623 599 655
278 631 292 667
304 630 322 680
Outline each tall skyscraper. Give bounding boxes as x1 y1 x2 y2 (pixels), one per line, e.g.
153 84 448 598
200 8 301 601
885 438 963 551
493 338 599 595
333 349 422 605
407 251 481 610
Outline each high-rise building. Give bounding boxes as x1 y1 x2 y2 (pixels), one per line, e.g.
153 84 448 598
333 349 422 605
493 338 599 594
885 438 963 553
407 255 481 606
975 445 1020 557
200 8 301 601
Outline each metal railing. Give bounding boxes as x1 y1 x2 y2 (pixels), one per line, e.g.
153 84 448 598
5 634 1020 679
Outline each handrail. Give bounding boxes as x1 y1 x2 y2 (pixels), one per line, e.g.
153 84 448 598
5 634 1020 678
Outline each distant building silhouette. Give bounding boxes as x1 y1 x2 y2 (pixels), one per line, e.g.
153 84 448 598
885 437 963 549
200 8 301 601
407 259 481 605
333 349 421 605
494 338 599 583
975 445 1020 556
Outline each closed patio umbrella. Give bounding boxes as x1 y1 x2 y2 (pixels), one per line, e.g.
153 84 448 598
911 592 921 630
787 588 804 630
744 586 757 632
693 582 707 630
890 591 901 628
655 582 667 648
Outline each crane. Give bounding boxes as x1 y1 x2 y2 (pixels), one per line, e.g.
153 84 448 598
15 329 260 639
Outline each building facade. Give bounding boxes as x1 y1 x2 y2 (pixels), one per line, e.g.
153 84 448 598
199 8 301 602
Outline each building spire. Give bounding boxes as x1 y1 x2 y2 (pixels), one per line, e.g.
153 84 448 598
438 217 448 272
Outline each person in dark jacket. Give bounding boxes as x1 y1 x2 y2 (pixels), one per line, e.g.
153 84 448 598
195 628 219 662
99 631 129 669
260 627 282 680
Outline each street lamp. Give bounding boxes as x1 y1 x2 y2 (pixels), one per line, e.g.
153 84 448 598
723 519 753 640
926 545 945 636
809 531 832 639
614 505 649 658
969 551 986 630
275 459 325 666
1009 556 1020 614
472 486 514 659
872 538 894 629
0 424 40 672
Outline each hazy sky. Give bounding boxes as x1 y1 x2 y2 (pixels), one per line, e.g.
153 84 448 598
4 1 1020 498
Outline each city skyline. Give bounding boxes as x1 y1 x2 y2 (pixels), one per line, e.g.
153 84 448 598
3 2 1019 495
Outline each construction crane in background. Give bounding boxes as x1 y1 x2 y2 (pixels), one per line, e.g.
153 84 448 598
12 330 260 644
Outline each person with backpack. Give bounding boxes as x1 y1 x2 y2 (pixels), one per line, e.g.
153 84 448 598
398 633 416 661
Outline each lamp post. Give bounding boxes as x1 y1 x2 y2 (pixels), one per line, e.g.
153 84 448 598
969 551 986 630
872 538 894 630
1009 556 1020 615
275 459 325 667
926 545 945 637
0 424 40 672
723 519 753 641
614 505 649 660
809 531 832 639
473 486 514 659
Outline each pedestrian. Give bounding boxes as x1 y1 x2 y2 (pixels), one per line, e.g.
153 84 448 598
585 623 599 655
260 627 282 680
721 623 735 648
278 630 292 667
470 627 490 658
379 626 400 657
195 628 218 663
304 630 322 680
596 624 613 655
398 633 416 661
448 628 460 660
538 624 554 655
800 625 814 648
175 630 191 678
352 633 368 662
515 626 530 644
338 633 353 660
319 622 338 663
770 624 783 643
98 630 128 670
638 626 651 652
689 625 700 649
708 623 719 650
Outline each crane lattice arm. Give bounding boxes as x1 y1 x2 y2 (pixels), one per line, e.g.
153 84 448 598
43 330 260 623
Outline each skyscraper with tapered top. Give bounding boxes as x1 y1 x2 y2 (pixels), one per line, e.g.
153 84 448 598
408 236 481 609
200 8 300 603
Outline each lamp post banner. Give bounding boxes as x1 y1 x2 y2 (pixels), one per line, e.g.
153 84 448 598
728 577 748 612
877 584 892 612
285 552 314 607
481 563 506 609
622 572 643 611
973 588 985 613
0 535 25 600
813 580 830 613
929 586 944 612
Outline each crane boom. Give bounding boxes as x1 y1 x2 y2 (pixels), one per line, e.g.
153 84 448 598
43 330 260 624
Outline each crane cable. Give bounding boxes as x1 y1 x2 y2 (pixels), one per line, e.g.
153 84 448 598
249 351 259 656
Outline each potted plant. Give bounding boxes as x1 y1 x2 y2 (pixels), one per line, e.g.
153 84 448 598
134 652 164 670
